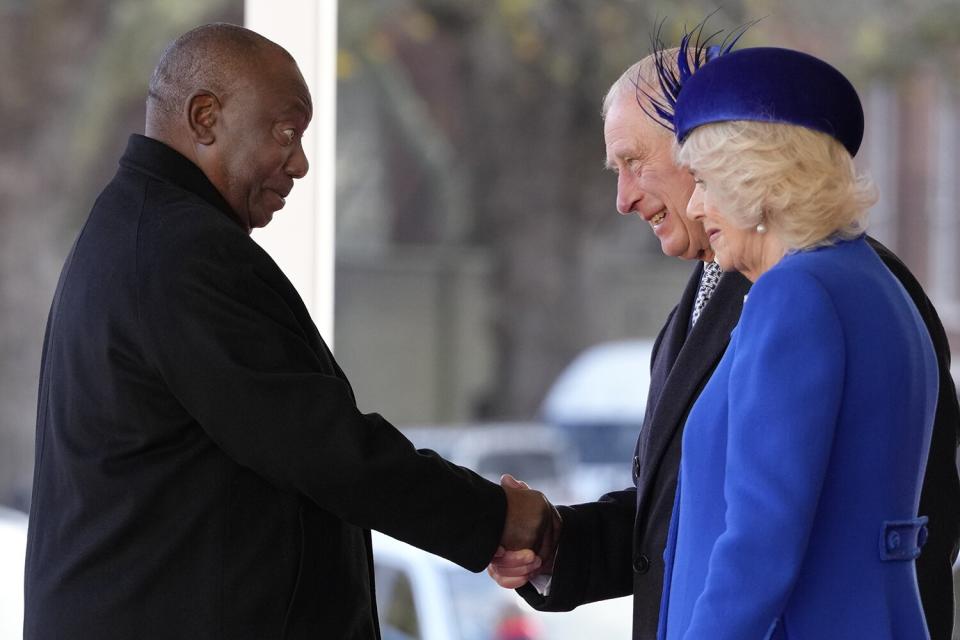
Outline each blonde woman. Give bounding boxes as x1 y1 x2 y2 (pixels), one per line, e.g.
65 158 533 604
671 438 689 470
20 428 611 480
655 46 938 639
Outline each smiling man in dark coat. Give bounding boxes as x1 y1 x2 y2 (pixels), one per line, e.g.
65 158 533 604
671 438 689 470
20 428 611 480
489 46 960 640
24 23 559 640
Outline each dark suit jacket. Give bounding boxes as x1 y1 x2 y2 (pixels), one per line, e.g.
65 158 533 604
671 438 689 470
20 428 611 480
520 242 960 640
24 135 506 640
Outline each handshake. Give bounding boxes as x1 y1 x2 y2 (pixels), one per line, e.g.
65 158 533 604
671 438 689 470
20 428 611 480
491 474 562 589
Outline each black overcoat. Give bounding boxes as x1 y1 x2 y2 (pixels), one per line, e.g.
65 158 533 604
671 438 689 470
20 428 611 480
521 242 960 640
24 135 506 640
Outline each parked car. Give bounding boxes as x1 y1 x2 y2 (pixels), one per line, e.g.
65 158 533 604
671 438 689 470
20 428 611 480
372 531 631 640
373 531 541 640
400 423 579 505
0 506 28 640
540 339 654 501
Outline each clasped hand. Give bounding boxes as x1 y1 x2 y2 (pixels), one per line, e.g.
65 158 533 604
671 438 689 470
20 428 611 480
491 474 561 589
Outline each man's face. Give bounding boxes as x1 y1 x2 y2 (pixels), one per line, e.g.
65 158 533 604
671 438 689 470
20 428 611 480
206 50 312 232
604 92 712 261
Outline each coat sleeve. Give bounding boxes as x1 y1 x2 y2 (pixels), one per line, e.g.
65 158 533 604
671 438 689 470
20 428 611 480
518 489 637 610
519 305 678 611
683 268 845 639
138 225 505 572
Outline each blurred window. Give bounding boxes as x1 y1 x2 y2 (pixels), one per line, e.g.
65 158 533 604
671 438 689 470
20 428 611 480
558 423 638 465
476 452 558 484
374 564 421 640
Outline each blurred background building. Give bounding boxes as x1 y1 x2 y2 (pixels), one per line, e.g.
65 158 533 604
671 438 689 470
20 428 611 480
1 0 959 513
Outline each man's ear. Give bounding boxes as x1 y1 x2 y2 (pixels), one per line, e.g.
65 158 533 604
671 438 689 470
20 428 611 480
187 91 219 145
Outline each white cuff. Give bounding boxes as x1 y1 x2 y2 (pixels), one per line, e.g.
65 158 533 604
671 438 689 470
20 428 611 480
528 573 552 596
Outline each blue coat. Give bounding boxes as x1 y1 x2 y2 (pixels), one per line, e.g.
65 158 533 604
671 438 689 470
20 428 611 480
658 237 939 639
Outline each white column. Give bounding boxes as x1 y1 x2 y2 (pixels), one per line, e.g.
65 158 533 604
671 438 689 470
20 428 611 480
244 0 338 348
928 84 960 329
863 82 899 250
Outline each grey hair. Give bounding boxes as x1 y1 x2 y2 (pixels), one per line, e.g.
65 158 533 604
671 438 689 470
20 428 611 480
601 47 684 124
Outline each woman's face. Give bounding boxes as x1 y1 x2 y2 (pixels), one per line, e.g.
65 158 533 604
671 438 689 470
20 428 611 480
685 171 770 281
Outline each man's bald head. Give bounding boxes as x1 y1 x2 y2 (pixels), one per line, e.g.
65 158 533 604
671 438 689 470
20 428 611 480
146 23 294 133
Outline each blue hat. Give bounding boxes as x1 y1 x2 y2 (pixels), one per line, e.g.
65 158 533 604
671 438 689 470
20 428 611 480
672 47 864 156
638 23 865 157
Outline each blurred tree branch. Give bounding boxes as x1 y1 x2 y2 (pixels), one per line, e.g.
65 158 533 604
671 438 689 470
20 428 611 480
335 0 959 421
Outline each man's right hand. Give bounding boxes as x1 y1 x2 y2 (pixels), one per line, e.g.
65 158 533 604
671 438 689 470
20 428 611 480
494 474 561 588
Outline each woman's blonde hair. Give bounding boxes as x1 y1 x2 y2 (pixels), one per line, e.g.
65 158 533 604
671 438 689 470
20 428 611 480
676 120 877 250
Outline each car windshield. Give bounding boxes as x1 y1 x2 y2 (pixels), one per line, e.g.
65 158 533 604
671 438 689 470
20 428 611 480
558 423 638 465
475 452 558 484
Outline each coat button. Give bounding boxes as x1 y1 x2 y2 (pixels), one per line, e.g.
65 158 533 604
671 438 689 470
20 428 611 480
633 554 650 574
886 531 901 551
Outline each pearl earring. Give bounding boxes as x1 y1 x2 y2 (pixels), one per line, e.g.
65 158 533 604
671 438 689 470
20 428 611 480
756 222 767 234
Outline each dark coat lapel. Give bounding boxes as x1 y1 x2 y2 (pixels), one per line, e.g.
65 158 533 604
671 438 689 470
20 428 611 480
643 265 701 429
634 268 751 508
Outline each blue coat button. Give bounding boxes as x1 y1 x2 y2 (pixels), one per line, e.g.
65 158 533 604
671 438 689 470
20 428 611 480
886 530 901 551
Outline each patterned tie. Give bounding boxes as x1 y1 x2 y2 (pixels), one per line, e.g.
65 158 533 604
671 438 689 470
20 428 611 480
690 261 722 326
